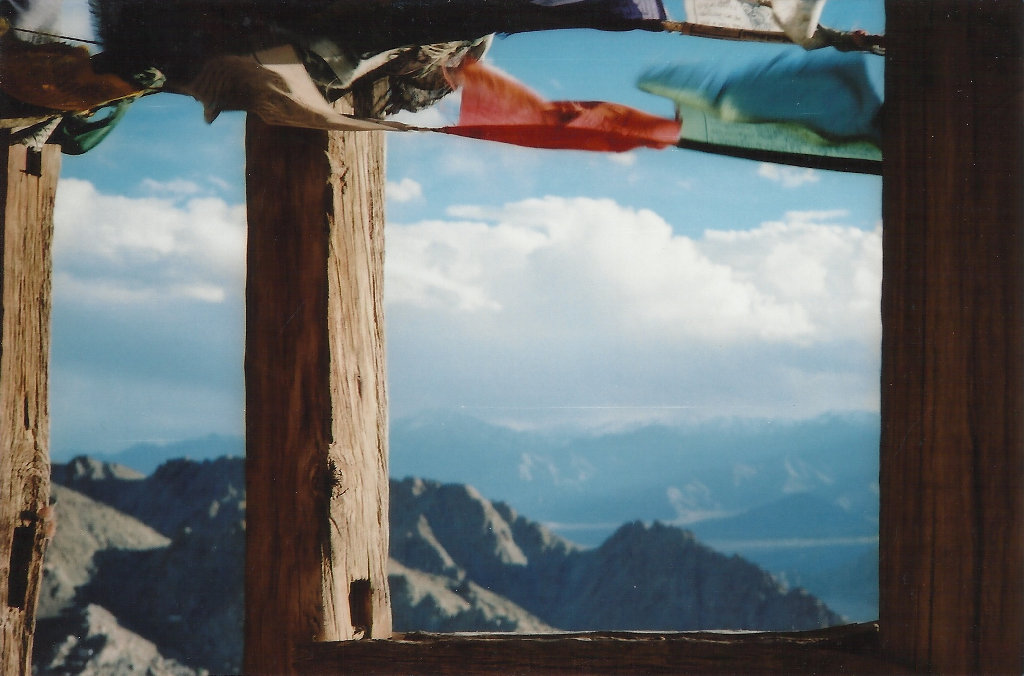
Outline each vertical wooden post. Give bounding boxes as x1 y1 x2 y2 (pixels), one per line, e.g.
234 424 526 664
0 135 57 675
244 104 392 674
880 2 1023 673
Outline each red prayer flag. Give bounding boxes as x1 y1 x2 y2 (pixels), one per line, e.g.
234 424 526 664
440 60 681 152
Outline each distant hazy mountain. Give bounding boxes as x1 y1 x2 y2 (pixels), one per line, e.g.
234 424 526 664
54 434 245 475
38 456 843 674
390 411 879 543
56 412 878 534
389 411 880 620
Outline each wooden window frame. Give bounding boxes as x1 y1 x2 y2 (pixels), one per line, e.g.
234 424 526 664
0 2 1018 675
241 3 1022 674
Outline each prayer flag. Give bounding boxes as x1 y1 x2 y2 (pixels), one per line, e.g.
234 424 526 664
180 45 413 132
637 49 881 170
441 60 681 152
0 38 141 111
683 0 827 47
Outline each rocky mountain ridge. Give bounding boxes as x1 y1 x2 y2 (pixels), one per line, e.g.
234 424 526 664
53 415 880 619
35 456 842 675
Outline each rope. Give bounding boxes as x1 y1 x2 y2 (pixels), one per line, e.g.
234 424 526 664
2 20 883 54
8 25 102 45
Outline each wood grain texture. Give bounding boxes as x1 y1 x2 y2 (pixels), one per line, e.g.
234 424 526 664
880 2 1024 673
0 138 57 675
295 624 918 675
244 108 390 675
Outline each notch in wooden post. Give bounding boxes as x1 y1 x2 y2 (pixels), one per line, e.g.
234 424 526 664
349 579 373 638
24 149 42 177
6 517 36 610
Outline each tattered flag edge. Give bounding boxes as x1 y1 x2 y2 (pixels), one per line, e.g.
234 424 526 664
436 59 681 152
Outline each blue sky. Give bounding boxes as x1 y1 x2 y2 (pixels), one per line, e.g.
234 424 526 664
49 1 884 454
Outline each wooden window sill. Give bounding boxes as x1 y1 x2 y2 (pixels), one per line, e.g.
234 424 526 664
295 622 920 674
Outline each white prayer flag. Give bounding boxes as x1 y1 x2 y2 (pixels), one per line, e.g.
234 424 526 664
683 0 827 46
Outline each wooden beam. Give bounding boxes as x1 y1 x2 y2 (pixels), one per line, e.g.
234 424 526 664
244 106 391 675
0 136 57 675
880 1 1024 673
295 624 918 675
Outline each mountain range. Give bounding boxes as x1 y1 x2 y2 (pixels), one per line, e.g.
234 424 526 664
48 412 879 621
35 455 843 675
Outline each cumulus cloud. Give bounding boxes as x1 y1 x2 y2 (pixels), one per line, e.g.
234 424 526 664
387 177 424 203
54 178 246 305
386 196 881 426
50 179 246 452
757 163 821 188
47 181 879 446
388 197 880 345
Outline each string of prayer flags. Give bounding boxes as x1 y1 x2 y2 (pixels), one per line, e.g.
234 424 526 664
6 0 884 160
180 45 414 132
439 59 681 152
168 47 682 151
0 27 160 155
637 49 882 172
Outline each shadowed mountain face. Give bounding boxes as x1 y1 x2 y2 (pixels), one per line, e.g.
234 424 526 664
40 458 245 674
390 476 841 632
36 484 170 622
51 455 246 539
34 604 200 676
37 456 842 674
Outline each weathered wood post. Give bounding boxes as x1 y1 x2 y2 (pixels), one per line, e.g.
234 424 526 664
0 135 57 675
880 1 1023 673
243 97 392 674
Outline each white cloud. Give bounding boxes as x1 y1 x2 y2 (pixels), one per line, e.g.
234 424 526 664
388 197 879 346
386 196 881 426
757 163 821 188
47 180 880 446
50 179 246 453
387 177 424 204
53 178 246 305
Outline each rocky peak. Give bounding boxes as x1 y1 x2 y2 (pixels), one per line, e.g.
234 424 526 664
53 456 143 484
34 604 203 676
